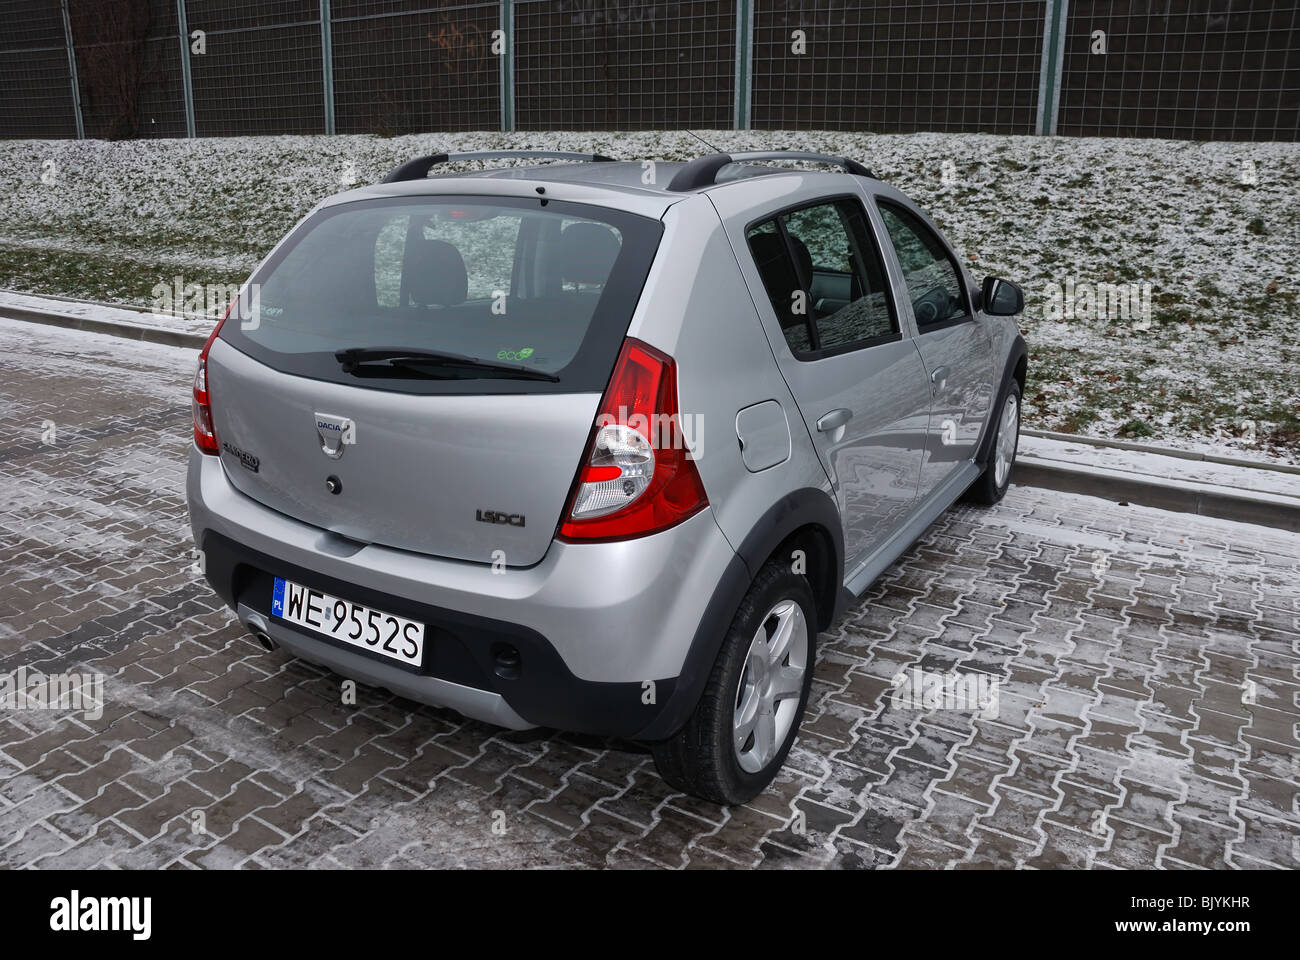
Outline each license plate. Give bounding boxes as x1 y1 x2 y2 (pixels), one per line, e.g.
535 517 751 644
271 577 425 667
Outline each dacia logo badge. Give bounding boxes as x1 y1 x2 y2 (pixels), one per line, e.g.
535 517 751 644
314 413 355 459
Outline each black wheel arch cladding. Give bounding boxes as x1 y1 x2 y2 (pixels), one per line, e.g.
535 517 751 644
975 333 1028 469
637 487 844 742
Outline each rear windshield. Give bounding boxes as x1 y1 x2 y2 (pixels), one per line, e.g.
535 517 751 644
220 195 663 394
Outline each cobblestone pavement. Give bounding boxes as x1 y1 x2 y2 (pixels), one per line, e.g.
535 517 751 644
1 316 1297 869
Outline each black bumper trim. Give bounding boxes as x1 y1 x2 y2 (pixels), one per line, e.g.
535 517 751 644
199 531 683 739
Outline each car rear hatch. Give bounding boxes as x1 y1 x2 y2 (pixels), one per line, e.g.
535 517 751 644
206 193 663 567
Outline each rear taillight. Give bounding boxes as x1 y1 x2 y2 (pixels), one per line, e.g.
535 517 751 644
192 306 230 455
558 338 708 542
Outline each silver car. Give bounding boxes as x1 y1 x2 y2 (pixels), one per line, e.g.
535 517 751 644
187 149 1027 803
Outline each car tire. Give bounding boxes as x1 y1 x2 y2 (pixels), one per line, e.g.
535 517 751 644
967 378 1021 506
650 561 817 805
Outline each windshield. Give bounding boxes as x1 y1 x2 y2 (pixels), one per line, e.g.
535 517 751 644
219 195 663 394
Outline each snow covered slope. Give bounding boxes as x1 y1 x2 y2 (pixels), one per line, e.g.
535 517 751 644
0 130 1295 461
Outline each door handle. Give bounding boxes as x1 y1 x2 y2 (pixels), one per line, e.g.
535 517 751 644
930 366 950 393
816 408 853 433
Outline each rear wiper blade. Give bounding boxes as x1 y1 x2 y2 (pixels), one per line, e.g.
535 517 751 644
334 346 559 382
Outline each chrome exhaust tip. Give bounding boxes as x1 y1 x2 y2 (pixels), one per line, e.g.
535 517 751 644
241 612 278 651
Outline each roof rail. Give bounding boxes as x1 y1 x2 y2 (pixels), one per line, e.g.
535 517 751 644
665 150 875 192
380 150 617 183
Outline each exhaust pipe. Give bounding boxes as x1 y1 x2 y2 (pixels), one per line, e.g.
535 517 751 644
241 612 278 651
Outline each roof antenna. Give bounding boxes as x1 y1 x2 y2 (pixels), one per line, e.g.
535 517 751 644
686 130 724 154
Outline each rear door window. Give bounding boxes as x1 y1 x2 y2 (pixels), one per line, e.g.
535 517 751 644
745 197 899 359
221 196 662 394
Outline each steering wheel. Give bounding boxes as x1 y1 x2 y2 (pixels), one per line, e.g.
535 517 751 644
913 284 951 325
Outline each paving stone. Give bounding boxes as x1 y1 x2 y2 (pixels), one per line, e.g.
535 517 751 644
1 323 1298 867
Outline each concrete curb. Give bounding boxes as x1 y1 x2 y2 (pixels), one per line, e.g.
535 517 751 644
1013 456 1300 533
0 302 207 349
1021 427 1300 475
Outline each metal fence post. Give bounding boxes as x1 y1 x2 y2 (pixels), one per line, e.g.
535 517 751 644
500 0 515 132
321 0 335 134
1036 0 1069 134
175 0 196 137
733 0 753 129
59 0 84 138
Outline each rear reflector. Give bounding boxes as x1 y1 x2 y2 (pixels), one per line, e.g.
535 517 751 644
558 338 707 542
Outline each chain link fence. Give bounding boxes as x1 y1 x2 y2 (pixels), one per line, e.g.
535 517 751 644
751 1 1046 134
185 0 324 136
1 0 1296 141
1058 0 1299 140
0 2 80 139
514 0 735 129
332 0 501 135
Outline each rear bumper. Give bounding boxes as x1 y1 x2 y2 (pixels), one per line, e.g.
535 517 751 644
237 600 535 730
187 447 743 739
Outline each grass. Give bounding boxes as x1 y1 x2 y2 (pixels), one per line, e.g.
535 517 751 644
1118 418 1156 439
0 244 245 304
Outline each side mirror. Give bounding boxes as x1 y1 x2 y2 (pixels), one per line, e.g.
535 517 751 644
981 276 1024 316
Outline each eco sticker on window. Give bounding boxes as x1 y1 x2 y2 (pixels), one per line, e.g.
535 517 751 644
497 347 535 362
